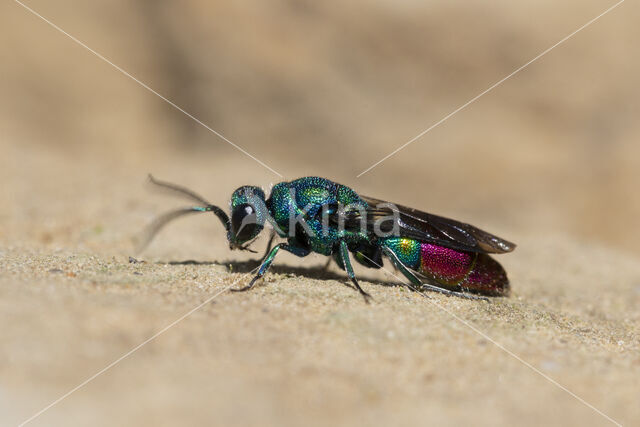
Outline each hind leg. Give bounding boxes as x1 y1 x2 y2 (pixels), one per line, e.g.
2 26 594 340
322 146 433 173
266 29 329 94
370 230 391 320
382 247 488 301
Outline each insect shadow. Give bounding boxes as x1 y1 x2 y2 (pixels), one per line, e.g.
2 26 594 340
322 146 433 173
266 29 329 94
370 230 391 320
159 258 399 289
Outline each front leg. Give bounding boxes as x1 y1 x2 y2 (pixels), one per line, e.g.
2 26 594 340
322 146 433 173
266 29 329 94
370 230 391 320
257 230 276 264
231 243 310 292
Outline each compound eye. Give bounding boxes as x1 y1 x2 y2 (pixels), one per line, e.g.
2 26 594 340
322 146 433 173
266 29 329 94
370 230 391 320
231 204 258 242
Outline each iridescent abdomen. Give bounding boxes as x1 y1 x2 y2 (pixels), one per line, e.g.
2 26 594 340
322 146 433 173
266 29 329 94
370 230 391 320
381 238 509 296
419 244 509 296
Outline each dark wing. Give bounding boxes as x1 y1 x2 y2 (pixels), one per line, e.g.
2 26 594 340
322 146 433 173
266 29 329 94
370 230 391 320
342 195 515 254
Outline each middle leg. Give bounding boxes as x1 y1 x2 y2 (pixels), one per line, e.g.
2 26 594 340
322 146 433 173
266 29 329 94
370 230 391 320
338 240 372 303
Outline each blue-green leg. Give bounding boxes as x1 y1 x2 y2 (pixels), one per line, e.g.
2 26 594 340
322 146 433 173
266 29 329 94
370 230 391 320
232 243 310 292
339 240 372 303
257 230 276 264
381 247 487 301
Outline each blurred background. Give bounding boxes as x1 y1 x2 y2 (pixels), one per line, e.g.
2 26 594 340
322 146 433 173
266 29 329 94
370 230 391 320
1 0 638 259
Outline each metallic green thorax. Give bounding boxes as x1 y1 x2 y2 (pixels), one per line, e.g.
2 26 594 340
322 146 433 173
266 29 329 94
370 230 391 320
266 177 370 256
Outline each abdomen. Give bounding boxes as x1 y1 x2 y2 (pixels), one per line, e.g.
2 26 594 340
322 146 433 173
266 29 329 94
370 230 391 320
381 238 510 296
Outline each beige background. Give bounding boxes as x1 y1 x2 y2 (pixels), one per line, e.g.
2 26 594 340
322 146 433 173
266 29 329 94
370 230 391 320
1 1 639 426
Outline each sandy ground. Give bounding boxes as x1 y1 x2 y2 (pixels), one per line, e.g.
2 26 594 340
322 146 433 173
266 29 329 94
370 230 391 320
2 1 640 426
2 237 639 427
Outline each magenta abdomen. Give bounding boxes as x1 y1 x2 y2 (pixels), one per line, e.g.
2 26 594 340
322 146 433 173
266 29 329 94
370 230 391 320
419 244 509 296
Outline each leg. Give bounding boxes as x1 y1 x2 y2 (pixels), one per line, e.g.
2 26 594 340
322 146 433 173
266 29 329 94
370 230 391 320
353 245 383 270
382 247 488 301
339 240 372 303
258 230 276 263
232 243 310 292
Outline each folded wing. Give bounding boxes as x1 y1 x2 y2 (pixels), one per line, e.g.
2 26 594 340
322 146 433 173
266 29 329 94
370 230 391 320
338 195 515 254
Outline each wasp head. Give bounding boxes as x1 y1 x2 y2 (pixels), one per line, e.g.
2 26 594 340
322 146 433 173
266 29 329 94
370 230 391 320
228 185 267 250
